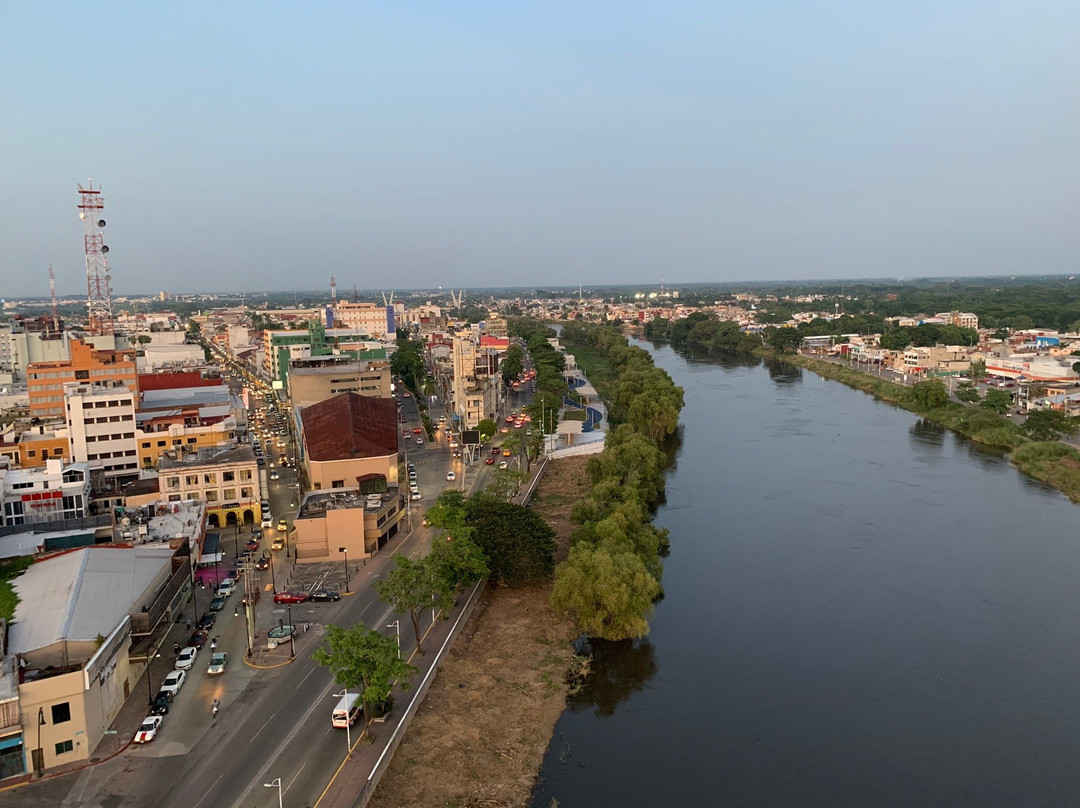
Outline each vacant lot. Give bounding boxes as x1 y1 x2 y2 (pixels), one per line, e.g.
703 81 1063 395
369 457 587 808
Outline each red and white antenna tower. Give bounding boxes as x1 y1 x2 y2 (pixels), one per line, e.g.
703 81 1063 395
330 275 337 303
48 264 59 331
77 180 114 336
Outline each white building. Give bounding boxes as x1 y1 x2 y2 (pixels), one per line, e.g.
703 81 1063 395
64 383 139 478
330 302 395 339
0 459 91 527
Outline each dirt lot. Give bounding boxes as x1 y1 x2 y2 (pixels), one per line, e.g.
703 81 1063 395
368 457 587 808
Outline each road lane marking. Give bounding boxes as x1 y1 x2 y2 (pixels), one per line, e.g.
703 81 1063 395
250 714 275 743
295 668 316 690
193 774 224 808
285 761 306 794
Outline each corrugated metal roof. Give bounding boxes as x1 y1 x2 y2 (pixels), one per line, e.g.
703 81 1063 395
301 393 398 462
9 545 174 654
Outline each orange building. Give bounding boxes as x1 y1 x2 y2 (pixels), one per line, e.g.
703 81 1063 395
27 339 138 419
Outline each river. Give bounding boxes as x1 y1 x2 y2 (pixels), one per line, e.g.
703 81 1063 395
532 342 1080 808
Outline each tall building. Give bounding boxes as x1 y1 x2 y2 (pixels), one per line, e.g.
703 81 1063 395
28 340 137 420
330 302 395 339
0 319 69 384
450 331 496 428
288 356 391 409
64 382 139 479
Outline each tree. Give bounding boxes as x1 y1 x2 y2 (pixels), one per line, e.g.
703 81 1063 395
485 467 529 501
550 544 661 640
955 383 980 404
476 418 498 442
500 344 524 387
375 556 453 655
981 389 1012 414
464 495 556 585
1073 361 1080 376
312 623 417 719
969 359 986 382
907 379 949 411
1022 409 1078 442
429 534 488 592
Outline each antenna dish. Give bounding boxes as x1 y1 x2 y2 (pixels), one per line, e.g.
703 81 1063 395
101 245 109 253
98 219 106 227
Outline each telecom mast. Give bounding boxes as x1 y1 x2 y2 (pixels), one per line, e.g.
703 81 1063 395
48 264 59 332
77 181 114 335
330 275 337 303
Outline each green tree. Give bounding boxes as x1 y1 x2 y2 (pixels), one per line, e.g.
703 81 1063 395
476 418 498 441
464 495 556 585
907 379 949 411
1022 409 1078 442
764 326 801 353
500 344 524 388
485 467 530 501
955 383 980 404
969 359 986 382
981 389 1012 414
312 623 417 719
429 534 488 592
550 544 661 640
375 556 453 655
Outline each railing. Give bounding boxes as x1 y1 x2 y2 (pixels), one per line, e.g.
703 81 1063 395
129 563 188 635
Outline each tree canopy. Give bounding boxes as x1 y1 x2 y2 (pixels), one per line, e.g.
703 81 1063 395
312 623 417 715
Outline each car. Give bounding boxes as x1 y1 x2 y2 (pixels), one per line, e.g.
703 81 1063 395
133 715 163 743
269 469 280 480
413 427 422 434
196 614 215 631
150 691 171 716
256 457 266 466
422 516 431 526
439 414 446 422
403 391 411 397
279 456 289 467
500 427 509 433
255 555 270 570
492 446 501 454
503 449 512 456
248 534 261 548
260 499 270 510
411 491 422 501
160 669 186 696
209 595 226 612
498 461 509 469
207 651 228 675
271 537 284 551
262 514 273 529
514 422 522 428
526 429 533 436
485 458 495 465
273 591 308 604
446 471 456 481
217 578 236 598
276 518 287 531
277 439 286 447
402 430 411 438
415 438 424 446
175 646 198 670
309 589 341 602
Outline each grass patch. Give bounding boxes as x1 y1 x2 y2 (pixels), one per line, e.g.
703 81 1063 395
1012 442 1080 503
561 340 618 397
0 555 34 622
562 410 587 421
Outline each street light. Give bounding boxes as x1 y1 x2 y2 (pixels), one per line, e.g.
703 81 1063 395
388 620 400 659
263 777 283 808
287 605 295 658
333 689 353 756
339 547 350 593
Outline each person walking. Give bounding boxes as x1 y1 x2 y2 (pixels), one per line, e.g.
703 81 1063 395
173 641 180 655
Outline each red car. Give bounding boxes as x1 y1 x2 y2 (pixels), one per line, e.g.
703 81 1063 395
485 458 495 465
273 591 308 604
413 427 422 434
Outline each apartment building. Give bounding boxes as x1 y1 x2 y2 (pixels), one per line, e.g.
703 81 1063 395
28 340 137 420
15 427 70 468
288 355 391 409
0 319 69 384
157 445 262 527
329 302 395 339
64 383 139 478
0 459 90 527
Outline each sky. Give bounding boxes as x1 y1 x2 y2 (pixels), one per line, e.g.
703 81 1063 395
1 1 1077 298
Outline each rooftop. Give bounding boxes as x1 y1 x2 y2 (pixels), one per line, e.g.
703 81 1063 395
158 443 255 470
297 486 399 519
301 393 398 462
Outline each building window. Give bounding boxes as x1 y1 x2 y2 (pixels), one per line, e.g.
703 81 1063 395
240 469 252 481
332 480 345 488
166 477 180 490
27 450 37 457
55 739 74 756
168 494 181 502
157 440 167 447
222 488 236 501
185 474 199 486
203 474 216 485
205 490 218 502
187 437 197 444
222 471 235 482
51 702 71 724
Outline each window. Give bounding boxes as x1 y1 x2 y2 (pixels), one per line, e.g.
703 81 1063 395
168 494 181 502
51 702 71 724
241 487 253 499
142 442 151 449
187 437 197 444
205 490 218 502
27 450 37 457
222 488 236 501
157 440 167 448
166 477 180 490
185 475 199 486
55 740 74 756
332 480 345 488
203 474 216 485
222 471 235 482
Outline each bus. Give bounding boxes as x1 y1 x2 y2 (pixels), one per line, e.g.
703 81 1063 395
332 692 363 728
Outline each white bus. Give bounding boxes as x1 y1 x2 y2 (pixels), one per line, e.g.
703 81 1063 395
332 692 363 728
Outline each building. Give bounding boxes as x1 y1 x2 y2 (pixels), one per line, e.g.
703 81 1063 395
134 373 244 468
329 302 395 339
450 331 498 428
288 356 392 409
299 393 399 490
64 383 140 479
15 427 70 468
6 544 185 777
937 311 980 330
0 319 69 385
292 486 405 563
1 460 90 527
902 346 972 376
157 444 262 527
261 323 389 386
28 340 137 420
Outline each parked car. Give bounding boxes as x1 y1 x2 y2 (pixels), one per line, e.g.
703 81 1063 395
207 652 228 675
246 536 260 549
150 691 171 716
209 595 226 612
133 715 163 743
262 515 273 529
273 591 308 604
196 614 215 631
411 490 422 501
160 669 186 696
309 589 341 602
217 578 236 598
175 646 198 670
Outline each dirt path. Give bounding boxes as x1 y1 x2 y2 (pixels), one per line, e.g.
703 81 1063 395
368 457 587 808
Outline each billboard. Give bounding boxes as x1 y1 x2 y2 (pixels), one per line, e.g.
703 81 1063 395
461 430 481 445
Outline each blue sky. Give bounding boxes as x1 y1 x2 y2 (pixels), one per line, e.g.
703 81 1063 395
2 1 1077 297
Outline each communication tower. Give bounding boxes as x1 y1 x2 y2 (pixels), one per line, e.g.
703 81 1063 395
330 275 337 303
77 181 114 335
48 264 59 332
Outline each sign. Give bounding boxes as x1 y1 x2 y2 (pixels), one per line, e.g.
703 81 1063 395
461 430 480 445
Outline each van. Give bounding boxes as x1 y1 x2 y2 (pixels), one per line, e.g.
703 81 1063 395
332 692 363 728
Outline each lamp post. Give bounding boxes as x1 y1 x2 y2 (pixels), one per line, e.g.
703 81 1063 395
287 605 295 658
339 547 350 593
189 560 201 624
263 777 283 808
333 689 352 756
268 549 277 594
145 650 160 705
388 620 400 659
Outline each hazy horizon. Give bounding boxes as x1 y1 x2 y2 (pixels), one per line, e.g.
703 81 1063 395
3 2 1077 298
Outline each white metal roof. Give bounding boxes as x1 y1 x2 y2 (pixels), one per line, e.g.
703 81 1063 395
9 545 174 654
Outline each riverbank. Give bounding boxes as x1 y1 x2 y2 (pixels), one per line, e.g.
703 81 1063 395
767 348 1080 503
368 458 585 808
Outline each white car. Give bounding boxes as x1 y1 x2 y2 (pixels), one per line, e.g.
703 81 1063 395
175 646 198 670
262 514 273 529
217 578 236 598
133 715 163 744
207 651 228 676
446 471 456 481
411 490 422 501
160 669 186 697
498 461 509 469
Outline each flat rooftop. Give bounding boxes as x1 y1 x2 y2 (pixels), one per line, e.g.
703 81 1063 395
297 487 399 519
159 444 255 469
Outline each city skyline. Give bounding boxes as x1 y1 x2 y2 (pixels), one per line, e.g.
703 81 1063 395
3 2 1077 297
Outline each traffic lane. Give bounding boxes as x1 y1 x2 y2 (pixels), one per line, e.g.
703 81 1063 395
160 526 432 808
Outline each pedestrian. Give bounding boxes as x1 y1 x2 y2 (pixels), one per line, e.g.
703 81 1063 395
185 618 192 630
173 641 180 655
